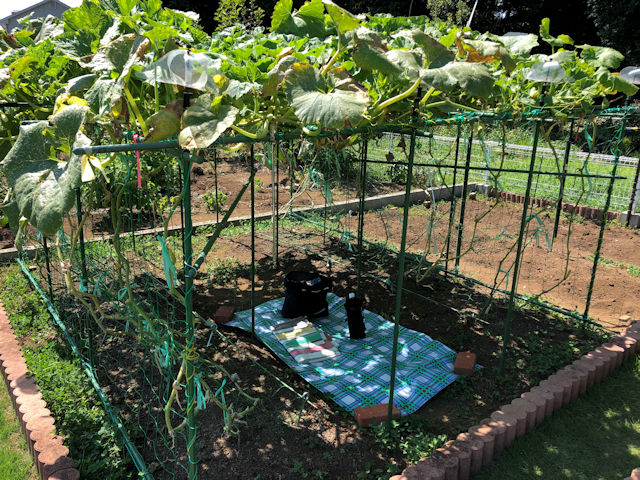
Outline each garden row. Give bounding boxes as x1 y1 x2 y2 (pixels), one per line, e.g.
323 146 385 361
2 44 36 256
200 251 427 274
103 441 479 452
390 321 640 480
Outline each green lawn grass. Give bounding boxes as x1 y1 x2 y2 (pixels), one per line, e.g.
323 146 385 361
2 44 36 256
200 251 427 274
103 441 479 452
366 132 637 212
473 354 640 479
0 381 37 480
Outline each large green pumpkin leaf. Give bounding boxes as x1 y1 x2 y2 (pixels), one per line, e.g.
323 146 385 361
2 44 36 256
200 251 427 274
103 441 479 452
178 94 238 149
262 55 298 96
34 15 64 44
8 56 39 81
83 34 148 74
411 30 454 68
384 49 423 79
578 45 624 70
53 29 96 59
271 0 295 32
85 77 123 116
352 41 401 76
421 62 494 98
595 68 639 96
322 0 360 34
284 63 370 128
63 2 112 37
494 33 539 56
1 105 89 238
271 0 326 38
539 18 572 48
63 74 98 95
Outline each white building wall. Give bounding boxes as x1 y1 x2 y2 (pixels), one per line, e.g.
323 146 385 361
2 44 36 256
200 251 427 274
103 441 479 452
1 1 69 32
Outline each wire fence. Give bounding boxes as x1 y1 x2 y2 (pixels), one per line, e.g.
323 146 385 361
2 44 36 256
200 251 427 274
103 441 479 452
368 129 640 213
12 106 640 479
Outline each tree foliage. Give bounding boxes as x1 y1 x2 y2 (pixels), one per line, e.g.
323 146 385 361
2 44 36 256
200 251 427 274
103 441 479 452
214 0 265 31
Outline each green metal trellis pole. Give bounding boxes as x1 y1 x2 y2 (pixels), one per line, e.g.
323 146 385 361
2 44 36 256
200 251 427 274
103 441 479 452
75 188 93 366
181 151 198 480
356 140 368 297
552 119 575 243
454 128 474 271
213 149 220 225
42 236 54 301
386 88 421 429
289 142 294 216
445 123 462 274
625 151 640 227
271 138 278 268
498 118 542 376
583 118 626 322
251 145 256 335
276 142 280 265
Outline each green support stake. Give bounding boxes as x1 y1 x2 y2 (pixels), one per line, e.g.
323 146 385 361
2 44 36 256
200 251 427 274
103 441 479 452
583 118 626 322
454 129 474 271
271 139 278 268
275 142 280 267
356 140 368 297
213 149 220 226
625 150 640 227
251 145 256 335
289 142 294 216
445 123 462 274
387 88 421 429
42 235 54 301
498 118 541 376
181 152 198 480
552 119 575 243
75 189 93 365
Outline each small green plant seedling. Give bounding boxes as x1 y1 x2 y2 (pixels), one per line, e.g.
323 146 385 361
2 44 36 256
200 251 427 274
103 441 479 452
202 190 227 214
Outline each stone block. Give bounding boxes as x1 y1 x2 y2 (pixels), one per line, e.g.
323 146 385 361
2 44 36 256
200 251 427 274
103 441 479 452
453 352 476 375
214 305 235 325
353 404 400 428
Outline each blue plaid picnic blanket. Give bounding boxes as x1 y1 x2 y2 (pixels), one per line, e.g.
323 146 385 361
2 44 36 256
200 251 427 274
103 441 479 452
227 293 461 415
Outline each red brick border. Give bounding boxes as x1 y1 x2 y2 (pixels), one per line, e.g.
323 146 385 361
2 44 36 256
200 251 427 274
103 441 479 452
390 320 640 480
0 301 79 480
490 190 637 227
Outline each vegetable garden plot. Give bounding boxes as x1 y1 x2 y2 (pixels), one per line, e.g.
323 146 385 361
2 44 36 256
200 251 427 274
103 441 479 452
1 0 640 478
9 111 639 479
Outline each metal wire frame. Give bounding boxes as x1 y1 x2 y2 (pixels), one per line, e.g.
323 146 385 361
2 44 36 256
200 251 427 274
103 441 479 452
19 104 636 477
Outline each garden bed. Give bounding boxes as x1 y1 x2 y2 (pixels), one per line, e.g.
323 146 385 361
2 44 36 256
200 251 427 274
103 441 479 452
181 223 612 479
8 161 640 478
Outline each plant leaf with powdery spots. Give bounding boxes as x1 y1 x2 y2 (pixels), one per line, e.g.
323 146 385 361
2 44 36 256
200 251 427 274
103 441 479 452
1 105 90 238
284 63 370 128
421 62 494 98
578 45 624 70
179 94 238 149
411 30 454 68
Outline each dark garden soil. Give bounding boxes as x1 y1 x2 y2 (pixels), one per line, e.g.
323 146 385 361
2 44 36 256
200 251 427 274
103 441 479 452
180 223 612 479
79 156 640 328
0 225 12 250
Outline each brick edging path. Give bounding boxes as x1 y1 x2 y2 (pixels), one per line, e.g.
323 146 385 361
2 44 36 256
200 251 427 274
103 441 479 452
390 321 640 480
0 301 80 480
